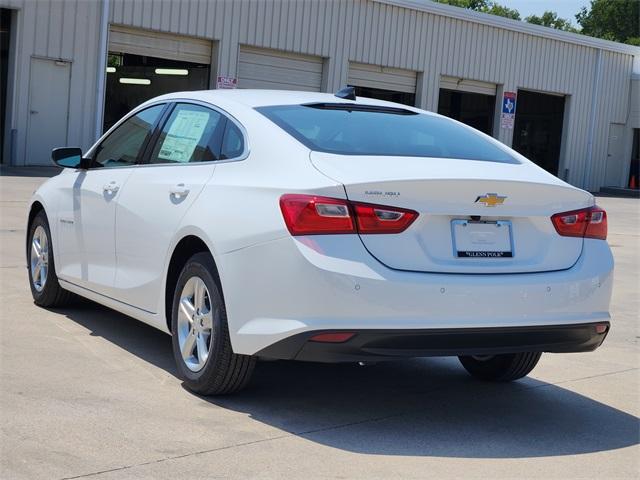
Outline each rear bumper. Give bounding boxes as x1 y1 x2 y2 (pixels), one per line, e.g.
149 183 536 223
256 322 610 362
220 235 613 356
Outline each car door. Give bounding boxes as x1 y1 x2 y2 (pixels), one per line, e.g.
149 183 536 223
55 104 166 296
113 102 245 313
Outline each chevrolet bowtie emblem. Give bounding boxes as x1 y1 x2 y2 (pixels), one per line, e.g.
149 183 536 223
475 193 506 207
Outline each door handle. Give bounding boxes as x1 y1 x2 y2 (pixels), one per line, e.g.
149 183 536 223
170 184 190 199
103 182 120 194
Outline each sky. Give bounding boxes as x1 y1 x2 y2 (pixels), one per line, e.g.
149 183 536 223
501 0 590 25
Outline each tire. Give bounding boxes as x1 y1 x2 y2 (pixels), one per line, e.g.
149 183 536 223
27 210 73 307
458 352 542 382
171 252 255 395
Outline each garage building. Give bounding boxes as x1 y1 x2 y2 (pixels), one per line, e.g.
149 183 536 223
1 0 638 191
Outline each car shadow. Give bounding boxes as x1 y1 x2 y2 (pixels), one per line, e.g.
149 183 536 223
60 298 639 459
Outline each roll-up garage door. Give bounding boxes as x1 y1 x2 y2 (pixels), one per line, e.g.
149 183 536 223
438 76 498 135
104 26 212 132
108 26 212 64
440 76 496 96
348 62 417 94
238 46 323 91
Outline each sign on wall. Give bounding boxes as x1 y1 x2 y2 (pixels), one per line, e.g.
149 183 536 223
500 91 517 129
216 76 238 89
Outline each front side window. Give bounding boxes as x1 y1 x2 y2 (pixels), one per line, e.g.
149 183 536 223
149 103 224 164
257 104 519 164
93 104 165 168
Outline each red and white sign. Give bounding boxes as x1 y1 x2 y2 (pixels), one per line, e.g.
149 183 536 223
216 76 238 89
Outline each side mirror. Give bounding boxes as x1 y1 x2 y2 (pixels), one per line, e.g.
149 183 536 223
52 147 86 169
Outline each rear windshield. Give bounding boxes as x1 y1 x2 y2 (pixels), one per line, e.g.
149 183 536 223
257 104 519 164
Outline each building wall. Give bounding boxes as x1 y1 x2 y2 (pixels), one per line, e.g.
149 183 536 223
1 0 102 166
629 77 640 130
1 0 638 191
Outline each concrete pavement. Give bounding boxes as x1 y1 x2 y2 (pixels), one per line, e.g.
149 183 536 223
1 170 638 479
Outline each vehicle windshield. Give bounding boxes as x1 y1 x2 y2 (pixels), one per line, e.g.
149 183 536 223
257 103 519 163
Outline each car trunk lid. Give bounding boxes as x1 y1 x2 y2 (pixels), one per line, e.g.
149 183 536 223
310 152 593 274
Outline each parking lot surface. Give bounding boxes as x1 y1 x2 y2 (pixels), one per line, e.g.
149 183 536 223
1 169 638 479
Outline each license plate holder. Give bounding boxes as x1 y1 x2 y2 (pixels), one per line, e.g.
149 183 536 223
451 220 513 258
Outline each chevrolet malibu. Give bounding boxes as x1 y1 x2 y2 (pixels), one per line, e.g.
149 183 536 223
27 88 613 395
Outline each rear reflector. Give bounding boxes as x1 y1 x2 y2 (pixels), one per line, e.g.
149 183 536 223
595 324 608 334
309 332 356 343
280 194 418 236
551 205 607 240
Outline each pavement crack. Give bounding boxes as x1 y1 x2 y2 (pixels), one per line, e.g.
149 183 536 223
59 411 413 480
58 433 293 480
58 366 639 479
533 367 638 387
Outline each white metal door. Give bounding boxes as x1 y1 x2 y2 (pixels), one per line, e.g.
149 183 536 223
348 62 417 93
113 164 215 313
26 58 70 166
112 101 227 313
238 46 323 91
55 104 166 297
604 123 626 186
55 168 135 296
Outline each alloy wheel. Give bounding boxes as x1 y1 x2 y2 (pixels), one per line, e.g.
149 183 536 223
30 225 49 292
177 276 214 372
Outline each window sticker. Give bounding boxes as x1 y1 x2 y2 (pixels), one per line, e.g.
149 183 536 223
158 109 210 162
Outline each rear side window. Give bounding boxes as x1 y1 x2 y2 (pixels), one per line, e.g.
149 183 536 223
220 121 245 160
150 104 224 164
257 104 518 164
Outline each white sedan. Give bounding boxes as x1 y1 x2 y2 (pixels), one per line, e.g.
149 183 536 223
27 88 613 395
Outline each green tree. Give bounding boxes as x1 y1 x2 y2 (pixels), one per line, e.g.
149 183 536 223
434 0 521 20
433 0 485 8
576 0 640 45
483 3 521 20
525 11 579 33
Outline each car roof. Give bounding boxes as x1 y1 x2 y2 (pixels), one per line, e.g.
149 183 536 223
147 89 426 112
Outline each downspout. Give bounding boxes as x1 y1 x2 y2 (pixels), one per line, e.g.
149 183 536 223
583 48 602 190
94 0 109 140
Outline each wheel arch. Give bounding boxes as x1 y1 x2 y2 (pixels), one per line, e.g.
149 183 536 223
26 200 46 256
165 235 222 332
28 200 46 225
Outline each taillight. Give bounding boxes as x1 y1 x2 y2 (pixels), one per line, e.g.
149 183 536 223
352 202 419 234
279 194 354 235
551 206 607 240
279 194 418 236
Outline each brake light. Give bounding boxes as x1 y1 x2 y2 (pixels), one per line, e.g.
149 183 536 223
352 203 419 234
279 194 354 235
551 206 607 240
279 194 418 236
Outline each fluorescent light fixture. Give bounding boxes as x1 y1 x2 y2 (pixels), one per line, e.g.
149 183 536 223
106 67 116 73
154 68 189 76
119 78 151 85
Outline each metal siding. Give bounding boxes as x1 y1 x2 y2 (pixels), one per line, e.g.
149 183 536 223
629 78 640 129
2 0 101 166
1 0 635 189
588 51 632 190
